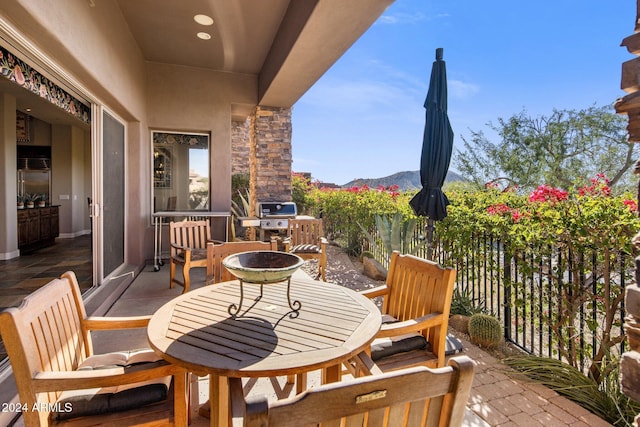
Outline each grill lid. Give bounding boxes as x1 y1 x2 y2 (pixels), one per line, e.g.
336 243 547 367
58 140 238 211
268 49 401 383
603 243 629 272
258 202 297 218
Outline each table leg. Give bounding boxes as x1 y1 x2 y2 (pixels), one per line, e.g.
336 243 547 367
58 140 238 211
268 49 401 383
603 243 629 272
295 373 307 395
322 364 341 384
153 216 160 271
200 374 229 427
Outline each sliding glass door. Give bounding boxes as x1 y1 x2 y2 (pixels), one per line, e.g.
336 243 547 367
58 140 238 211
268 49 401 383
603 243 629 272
92 106 126 282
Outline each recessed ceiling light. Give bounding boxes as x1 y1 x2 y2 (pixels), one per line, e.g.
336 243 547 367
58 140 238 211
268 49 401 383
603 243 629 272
197 32 212 40
194 14 214 26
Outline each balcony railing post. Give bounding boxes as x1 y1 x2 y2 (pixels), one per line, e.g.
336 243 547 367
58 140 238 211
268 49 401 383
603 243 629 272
503 242 512 343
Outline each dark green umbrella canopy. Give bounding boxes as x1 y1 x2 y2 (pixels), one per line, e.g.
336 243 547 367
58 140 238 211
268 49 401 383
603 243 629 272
409 48 453 221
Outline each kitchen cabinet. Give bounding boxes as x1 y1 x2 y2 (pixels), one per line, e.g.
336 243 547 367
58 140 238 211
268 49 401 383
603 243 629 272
17 205 59 253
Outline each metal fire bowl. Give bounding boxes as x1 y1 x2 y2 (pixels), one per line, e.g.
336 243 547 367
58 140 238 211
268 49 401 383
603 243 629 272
222 251 304 284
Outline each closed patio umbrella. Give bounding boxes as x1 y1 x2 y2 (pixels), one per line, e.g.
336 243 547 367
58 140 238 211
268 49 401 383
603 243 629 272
409 48 454 259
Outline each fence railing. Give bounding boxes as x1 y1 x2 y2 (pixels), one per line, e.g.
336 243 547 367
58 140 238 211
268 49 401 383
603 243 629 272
352 217 630 370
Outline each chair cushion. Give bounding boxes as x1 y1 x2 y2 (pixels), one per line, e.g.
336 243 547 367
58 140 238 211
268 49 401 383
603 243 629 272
291 244 321 254
53 349 171 421
371 315 428 361
371 335 428 361
175 247 207 261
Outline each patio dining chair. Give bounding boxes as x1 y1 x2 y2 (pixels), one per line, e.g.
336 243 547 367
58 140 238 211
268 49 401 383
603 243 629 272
284 218 327 281
169 219 218 293
0 271 188 426
230 355 474 427
361 250 456 371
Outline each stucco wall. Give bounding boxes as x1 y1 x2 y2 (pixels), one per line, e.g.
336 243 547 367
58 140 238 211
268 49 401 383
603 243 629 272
145 62 257 213
232 118 251 176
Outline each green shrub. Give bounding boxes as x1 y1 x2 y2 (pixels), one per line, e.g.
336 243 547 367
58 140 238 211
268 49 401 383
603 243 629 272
357 213 426 265
450 287 486 317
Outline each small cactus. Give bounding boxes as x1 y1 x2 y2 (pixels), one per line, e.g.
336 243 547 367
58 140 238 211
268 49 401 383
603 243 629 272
468 313 503 349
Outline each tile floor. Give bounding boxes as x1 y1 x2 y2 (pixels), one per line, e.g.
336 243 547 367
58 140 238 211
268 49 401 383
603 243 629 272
0 235 92 360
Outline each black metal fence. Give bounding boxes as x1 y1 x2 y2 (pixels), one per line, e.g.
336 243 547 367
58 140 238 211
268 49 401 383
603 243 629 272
358 217 630 371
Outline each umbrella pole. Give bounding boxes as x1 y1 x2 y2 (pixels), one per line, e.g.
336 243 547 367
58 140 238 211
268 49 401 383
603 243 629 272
426 218 435 261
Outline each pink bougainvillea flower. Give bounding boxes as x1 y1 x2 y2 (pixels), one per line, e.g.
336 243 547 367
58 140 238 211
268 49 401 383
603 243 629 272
487 203 511 215
511 210 523 223
624 199 638 212
528 185 568 203
578 174 611 197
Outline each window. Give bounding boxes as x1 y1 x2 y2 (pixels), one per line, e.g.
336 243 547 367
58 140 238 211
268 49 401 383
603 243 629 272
152 131 209 212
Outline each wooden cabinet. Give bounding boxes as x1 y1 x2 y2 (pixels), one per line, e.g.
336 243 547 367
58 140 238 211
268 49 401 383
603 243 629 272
17 210 29 247
17 206 59 253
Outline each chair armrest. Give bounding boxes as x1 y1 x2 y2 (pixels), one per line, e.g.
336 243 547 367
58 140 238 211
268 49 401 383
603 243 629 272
83 315 151 330
283 237 291 252
376 313 444 338
318 237 328 251
170 242 191 252
360 285 389 299
31 360 182 393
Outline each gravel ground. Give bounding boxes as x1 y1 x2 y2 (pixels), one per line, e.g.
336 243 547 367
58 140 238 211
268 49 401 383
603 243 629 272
299 243 384 292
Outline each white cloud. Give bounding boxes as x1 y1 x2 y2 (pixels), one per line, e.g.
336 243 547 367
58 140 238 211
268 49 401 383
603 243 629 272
448 80 480 99
377 11 426 25
299 78 418 115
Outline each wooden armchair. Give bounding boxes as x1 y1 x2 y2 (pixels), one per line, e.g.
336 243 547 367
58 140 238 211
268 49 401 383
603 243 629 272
0 271 188 427
206 239 278 284
284 218 327 281
169 219 216 293
230 356 474 427
361 251 456 371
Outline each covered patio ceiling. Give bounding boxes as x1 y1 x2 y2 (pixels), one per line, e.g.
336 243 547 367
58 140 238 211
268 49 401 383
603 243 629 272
117 0 393 114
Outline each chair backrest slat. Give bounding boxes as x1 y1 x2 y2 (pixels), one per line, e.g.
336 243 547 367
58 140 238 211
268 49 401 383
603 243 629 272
170 220 210 255
287 219 323 245
385 252 455 322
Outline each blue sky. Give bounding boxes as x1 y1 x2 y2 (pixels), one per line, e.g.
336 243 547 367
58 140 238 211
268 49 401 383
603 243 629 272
291 1 636 186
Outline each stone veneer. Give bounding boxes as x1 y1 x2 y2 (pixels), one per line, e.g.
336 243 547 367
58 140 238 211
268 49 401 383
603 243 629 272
231 117 250 175
233 106 292 203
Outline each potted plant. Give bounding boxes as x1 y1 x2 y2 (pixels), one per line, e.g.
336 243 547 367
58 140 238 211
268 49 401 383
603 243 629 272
17 195 24 209
38 194 47 207
24 193 39 209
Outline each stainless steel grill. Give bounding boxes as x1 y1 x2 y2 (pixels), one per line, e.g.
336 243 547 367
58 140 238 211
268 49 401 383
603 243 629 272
257 202 297 230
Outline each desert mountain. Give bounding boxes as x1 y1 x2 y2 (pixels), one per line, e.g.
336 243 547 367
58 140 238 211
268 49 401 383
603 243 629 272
342 170 463 191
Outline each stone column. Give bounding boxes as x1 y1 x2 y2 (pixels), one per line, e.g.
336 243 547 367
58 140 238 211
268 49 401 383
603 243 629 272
253 106 292 202
248 111 257 241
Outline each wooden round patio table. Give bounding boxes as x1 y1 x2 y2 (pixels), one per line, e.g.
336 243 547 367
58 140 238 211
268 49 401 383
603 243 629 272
147 275 381 427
